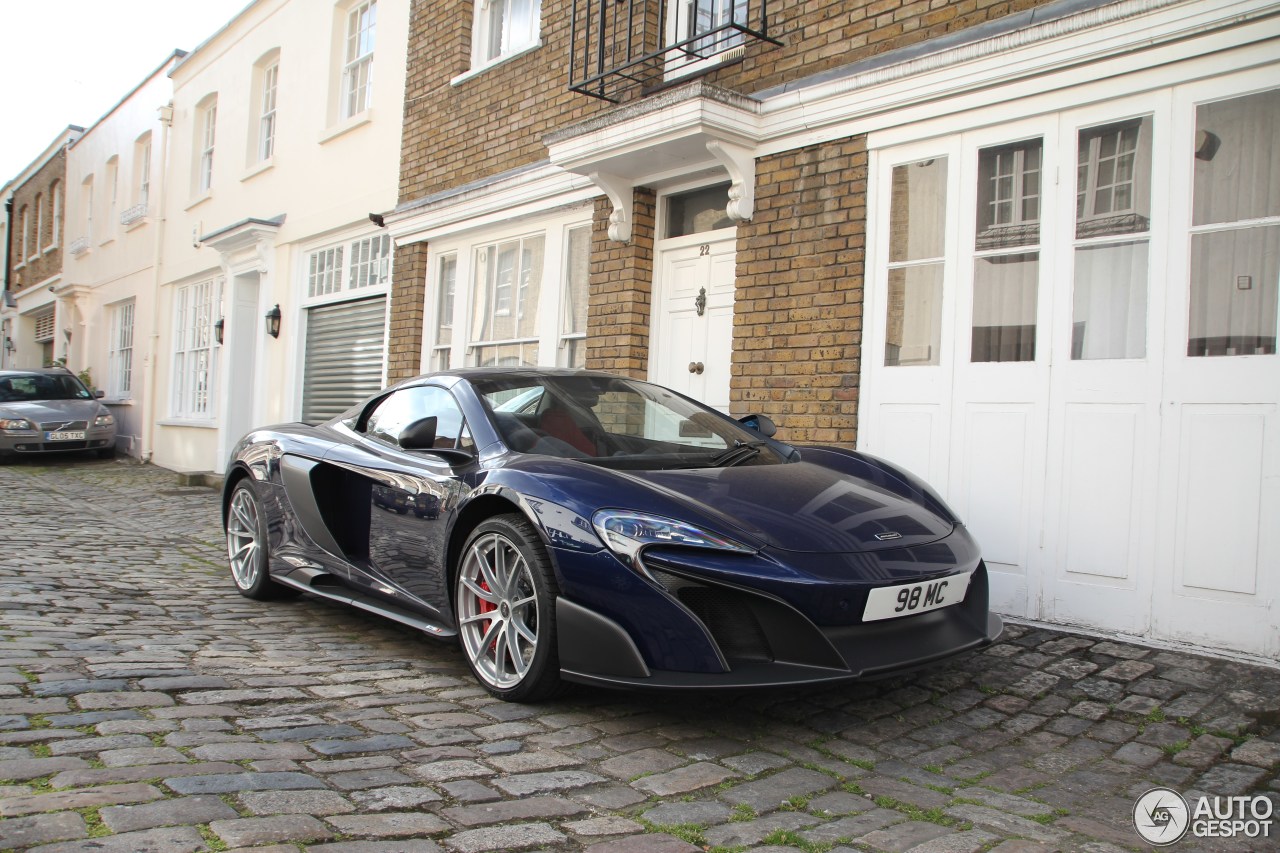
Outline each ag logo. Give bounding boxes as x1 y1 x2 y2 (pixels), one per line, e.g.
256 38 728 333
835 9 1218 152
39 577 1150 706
1134 787 1190 846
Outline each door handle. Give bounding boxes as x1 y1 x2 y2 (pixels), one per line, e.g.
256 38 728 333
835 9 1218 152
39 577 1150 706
688 362 704 375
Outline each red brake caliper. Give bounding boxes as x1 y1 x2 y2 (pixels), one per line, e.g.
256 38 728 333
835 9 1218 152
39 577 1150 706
477 581 497 652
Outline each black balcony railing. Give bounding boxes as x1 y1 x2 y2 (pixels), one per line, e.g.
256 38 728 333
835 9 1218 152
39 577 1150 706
569 0 779 102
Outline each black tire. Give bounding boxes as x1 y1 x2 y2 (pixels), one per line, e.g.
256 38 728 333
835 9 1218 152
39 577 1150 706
454 514 564 702
224 480 301 600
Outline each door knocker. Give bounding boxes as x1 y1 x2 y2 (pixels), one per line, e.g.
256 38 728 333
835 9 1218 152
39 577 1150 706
695 287 707 317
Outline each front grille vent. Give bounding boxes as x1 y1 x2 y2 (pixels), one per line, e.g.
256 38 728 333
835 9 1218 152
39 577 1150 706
649 568 772 662
40 421 88 431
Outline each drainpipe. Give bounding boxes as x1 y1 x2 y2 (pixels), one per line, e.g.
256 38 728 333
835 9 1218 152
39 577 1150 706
139 101 174 465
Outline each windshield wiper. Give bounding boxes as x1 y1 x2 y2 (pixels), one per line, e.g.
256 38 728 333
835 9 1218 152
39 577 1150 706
707 440 769 468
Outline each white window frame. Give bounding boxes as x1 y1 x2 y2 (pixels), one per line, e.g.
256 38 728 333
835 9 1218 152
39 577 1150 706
342 1 376 119
107 299 136 400
136 135 152 209
301 229 393 307
171 278 223 421
197 98 217 195
422 208 591 374
259 61 279 162
431 253 458 372
19 205 30 264
664 0 748 80
33 195 44 260
49 181 61 250
471 0 542 71
104 156 119 243
82 176 94 245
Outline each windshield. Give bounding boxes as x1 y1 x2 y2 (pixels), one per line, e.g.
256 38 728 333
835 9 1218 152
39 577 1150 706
475 374 791 469
0 374 92 403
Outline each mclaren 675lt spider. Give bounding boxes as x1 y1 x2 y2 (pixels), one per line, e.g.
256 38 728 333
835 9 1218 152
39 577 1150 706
222 368 1002 701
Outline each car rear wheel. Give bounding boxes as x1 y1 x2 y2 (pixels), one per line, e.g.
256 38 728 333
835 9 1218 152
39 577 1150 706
225 480 299 600
455 514 563 702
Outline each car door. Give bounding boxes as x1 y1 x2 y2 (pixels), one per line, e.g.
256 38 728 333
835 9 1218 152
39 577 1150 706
322 384 475 622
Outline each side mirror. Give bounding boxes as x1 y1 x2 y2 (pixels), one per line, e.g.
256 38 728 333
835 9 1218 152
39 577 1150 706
399 416 474 461
738 413 777 438
398 416 438 450
93 390 105 399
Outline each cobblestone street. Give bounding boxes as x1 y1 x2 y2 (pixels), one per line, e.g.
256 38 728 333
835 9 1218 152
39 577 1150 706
0 458 1277 852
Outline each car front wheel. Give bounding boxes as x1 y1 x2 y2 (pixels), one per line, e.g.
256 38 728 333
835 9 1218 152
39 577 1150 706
225 480 299 600
455 514 563 702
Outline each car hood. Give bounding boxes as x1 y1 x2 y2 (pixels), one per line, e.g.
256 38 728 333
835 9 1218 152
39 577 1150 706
0 399 102 424
616 454 955 554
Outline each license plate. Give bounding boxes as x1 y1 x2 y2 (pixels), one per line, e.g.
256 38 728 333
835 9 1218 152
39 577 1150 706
46 431 86 441
863 573 971 622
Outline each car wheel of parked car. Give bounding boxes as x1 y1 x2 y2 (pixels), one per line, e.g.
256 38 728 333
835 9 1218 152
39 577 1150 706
455 514 563 702
225 480 299 600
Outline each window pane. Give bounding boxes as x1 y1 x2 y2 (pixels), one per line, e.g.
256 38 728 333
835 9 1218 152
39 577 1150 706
889 158 947 263
1076 117 1151 238
1193 89 1280 226
1072 241 1148 360
666 183 733 238
972 253 1038 362
562 226 589 336
516 236 544 338
976 141 1042 249
436 255 456 349
472 342 540 368
885 264 943 366
1187 225 1278 357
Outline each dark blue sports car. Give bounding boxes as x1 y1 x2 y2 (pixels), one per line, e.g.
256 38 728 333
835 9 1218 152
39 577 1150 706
222 369 1001 701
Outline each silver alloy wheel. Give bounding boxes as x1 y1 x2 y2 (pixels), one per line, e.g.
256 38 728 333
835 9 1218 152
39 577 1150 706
226 487 262 591
456 532 539 690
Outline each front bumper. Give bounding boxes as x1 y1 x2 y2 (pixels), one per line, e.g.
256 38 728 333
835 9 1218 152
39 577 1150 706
555 549 1002 690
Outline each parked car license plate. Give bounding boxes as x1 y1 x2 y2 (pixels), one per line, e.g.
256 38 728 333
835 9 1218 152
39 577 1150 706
863 573 971 622
46 431 86 441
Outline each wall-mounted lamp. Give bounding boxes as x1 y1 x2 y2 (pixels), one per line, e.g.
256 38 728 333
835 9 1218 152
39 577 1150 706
3 338 13 353
213 318 225 345
265 304 282 339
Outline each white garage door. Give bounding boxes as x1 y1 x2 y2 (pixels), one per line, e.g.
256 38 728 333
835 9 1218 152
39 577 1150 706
860 74 1279 659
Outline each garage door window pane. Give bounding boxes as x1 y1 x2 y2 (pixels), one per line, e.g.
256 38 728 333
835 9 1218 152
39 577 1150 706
1072 241 1148 359
1193 89 1280 227
886 265 943 366
976 141 1041 250
1188 225 1279 357
889 159 946 262
1076 117 1151 238
972 253 1038 362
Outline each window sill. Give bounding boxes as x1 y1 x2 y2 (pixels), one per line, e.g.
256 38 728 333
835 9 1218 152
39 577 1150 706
662 45 747 85
13 262 25 271
124 217 150 233
97 237 116 248
185 191 213 212
241 158 274 182
42 245 57 255
319 110 373 145
158 418 216 429
451 41 543 86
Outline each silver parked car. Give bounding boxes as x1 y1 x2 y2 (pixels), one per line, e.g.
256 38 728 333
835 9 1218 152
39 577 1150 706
0 369 117 461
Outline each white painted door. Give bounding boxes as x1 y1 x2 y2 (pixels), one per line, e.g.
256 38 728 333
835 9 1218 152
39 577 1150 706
1151 78 1280 658
652 230 736 411
1039 98 1169 636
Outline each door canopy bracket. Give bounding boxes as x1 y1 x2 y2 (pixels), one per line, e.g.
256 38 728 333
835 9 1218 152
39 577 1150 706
706 139 755 223
589 172 635 243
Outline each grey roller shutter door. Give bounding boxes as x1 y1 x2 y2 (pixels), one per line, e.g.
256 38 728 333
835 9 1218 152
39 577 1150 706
302 296 386 424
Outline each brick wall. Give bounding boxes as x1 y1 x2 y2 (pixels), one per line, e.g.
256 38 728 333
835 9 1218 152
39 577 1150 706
6 149 68 292
387 241 429 383
731 137 867 445
584 190 655 379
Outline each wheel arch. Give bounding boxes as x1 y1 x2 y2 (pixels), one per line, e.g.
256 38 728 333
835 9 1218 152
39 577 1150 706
446 489 553 606
221 463 254 528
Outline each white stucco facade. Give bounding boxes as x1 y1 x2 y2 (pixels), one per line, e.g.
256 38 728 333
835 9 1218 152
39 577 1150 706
153 0 407 473
62 54 183 457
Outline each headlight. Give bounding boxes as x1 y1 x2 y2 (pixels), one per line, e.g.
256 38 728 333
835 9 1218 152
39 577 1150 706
591 509 754 566
94 413 115 427
0 418 34 431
